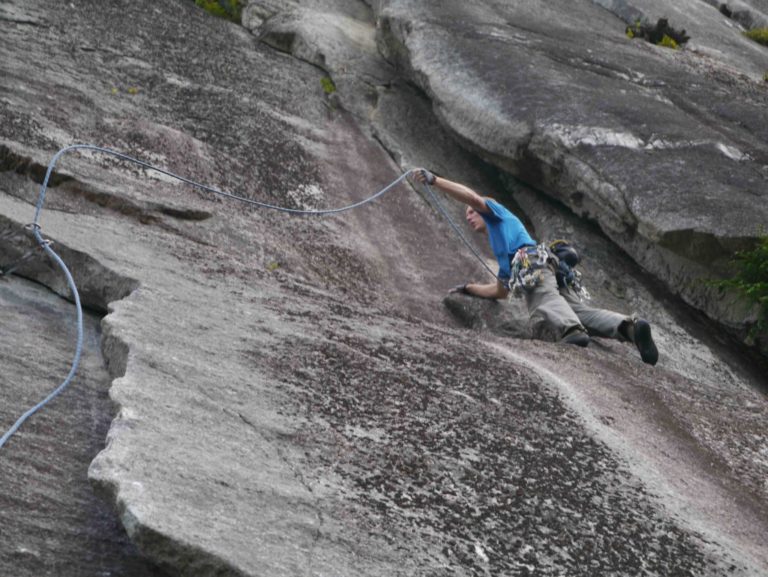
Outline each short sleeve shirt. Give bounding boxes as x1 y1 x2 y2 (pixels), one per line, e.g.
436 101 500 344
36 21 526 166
480 199 536 286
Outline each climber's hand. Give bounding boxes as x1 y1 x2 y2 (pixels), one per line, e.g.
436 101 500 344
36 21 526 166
414 169 436 186
448 283 470 295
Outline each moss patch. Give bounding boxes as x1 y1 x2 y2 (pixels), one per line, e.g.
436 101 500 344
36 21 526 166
744 27 768 46
320 76 337 95
194 0 243 24
626 18 689 49
657 34 679 49
712 236 768 335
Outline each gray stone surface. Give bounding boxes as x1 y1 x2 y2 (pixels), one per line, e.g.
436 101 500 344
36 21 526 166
698 0 768 29
443 292 532 339
1 0 768 576
251 0 395 124
373 0 768 349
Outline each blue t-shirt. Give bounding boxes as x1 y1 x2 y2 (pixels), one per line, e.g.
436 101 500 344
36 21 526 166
480 199 536 285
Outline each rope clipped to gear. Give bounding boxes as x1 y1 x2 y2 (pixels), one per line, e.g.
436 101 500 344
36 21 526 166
0 144 497 450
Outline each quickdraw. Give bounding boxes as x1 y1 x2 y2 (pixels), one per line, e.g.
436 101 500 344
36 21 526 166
510 244 548 296
510 240 588 299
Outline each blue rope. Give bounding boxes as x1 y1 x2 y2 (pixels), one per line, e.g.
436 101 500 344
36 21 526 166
419 181 499 280
34 145 413 219
0 226 83 449
1 144 496 450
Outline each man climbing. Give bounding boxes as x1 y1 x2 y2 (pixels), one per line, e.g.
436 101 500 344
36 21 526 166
415 169 658 365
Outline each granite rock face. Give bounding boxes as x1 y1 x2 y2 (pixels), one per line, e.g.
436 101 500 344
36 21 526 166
1 0 768 576
443 292 532 339
373 0 768 350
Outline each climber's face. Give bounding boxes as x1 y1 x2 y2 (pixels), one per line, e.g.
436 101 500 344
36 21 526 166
466 206 486 233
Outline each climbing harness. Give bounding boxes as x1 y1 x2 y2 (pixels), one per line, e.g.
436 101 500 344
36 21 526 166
506 240 588 299
510 244 548 297
0 144 497 450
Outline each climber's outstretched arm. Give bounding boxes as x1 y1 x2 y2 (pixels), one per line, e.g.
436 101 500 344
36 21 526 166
414 170 488 214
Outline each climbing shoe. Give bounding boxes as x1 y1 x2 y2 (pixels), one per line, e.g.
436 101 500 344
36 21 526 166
560 327 590 348
621 318 658 366
632 319 658 365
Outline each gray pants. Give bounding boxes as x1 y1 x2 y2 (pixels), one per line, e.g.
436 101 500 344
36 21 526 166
525 266 629 341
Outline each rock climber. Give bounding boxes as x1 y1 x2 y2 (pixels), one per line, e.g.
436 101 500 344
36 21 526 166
415 169 659 365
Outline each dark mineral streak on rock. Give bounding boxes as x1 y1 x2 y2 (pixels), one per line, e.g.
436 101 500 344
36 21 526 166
259 313 715 575
0 276 164 577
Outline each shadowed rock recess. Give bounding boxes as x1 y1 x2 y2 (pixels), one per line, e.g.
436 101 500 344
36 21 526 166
1 0 767 576
0 274 162 577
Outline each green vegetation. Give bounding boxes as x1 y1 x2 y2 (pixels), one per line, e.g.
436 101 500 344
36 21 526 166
320 76 336 95
744 27 768 46
657 34 679 49
626 18 689 49
714 236 768 333
195 0 243 24
626 19 642 39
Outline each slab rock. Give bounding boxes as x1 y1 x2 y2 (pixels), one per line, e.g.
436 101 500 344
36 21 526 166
443 292 533 339
2 0 768 576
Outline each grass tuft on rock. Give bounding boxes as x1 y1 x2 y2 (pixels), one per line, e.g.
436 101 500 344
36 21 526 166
744 28 768 46
320 76 336 95
713 236 768 335
626 18 689 49
657 34 679 49
195 0 243 24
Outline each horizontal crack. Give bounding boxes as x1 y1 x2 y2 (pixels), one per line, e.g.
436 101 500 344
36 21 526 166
0 144 73 187
0 15 48 27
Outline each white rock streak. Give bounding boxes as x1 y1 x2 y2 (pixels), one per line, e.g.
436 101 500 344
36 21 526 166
546 123 750 161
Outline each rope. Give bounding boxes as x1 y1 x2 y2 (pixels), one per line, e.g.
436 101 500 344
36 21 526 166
0 225 83 450
34 145 412 219
0 144 496 450
419 181 499 280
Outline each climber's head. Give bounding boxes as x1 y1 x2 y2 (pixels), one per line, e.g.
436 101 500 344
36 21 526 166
466 206 486 233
